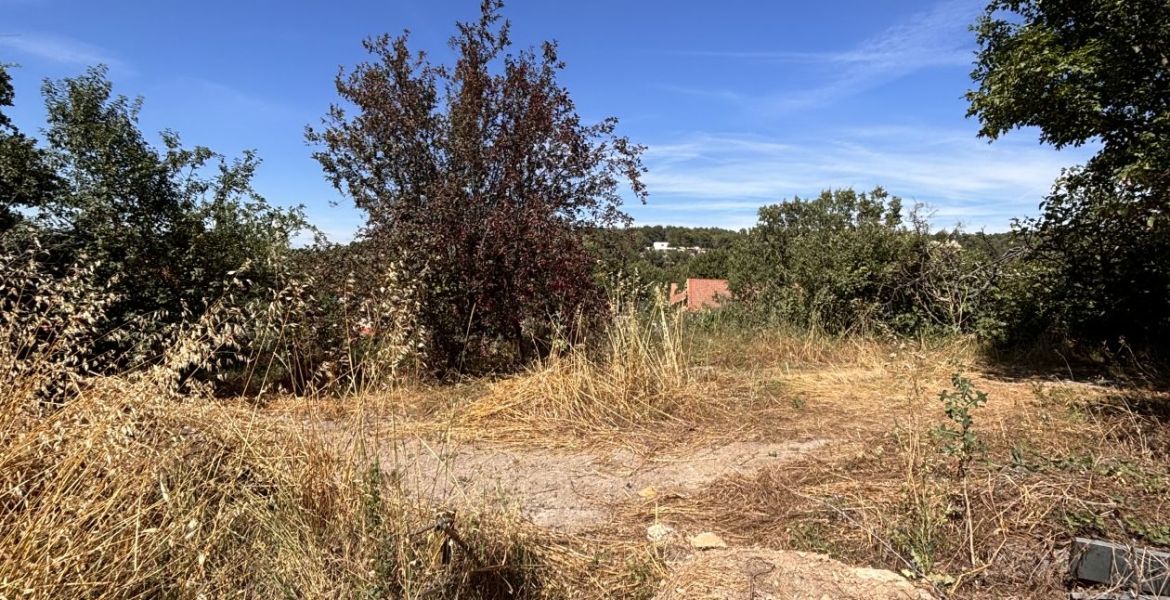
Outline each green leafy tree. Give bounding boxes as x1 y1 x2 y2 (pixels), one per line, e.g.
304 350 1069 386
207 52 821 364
967 0 1170 347
968 0 1170 194
3 66 305 368
308 1 646 371
0 64 59 233
730 188 934 332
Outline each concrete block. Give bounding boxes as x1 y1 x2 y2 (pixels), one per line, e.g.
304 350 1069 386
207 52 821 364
1070 537 1170 596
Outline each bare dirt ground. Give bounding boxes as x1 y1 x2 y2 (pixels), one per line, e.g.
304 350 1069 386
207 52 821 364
382 437 830 529
273 338 1167 598
657 547 932 600
339 429 937 598
306 413 941 598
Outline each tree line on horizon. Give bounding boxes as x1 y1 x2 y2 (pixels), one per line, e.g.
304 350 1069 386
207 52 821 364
2 0 1167 393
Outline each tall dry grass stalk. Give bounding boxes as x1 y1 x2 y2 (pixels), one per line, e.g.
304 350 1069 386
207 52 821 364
460 287 711 439
1 244 119 409
0 247 653 599
2 378 342 596
239 261 428 397
0 376 626 598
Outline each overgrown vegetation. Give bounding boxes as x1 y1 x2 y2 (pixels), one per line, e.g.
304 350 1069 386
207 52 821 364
2 0 1168 597
307 0 646 373
459 286 704 440
967 0 1170 353
0 167 659 600
732 188 970 334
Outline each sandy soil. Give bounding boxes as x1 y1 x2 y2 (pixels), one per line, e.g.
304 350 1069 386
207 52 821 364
381 436 830 529
657 547 934 600
311 417 934 598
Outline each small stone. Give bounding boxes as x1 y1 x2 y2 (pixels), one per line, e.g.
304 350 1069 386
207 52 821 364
688 532 727 549
646 522 676 543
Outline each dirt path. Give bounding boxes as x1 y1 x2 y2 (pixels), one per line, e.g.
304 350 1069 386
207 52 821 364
381 436 830 529
658 547 933 600
295 404 942 598
375 433 937 598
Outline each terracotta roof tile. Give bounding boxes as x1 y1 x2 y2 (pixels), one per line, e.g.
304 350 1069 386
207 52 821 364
682 278 730 311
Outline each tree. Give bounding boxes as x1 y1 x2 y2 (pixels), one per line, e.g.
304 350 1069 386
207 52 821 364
729 188 937 333
967 0 1170 346
968 0 1170 194
2 66 305 369
308 0 646 371
0 64 59 233
41 68 304 328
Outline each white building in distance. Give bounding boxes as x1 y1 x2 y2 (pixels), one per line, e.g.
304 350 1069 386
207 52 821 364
650 241 706 253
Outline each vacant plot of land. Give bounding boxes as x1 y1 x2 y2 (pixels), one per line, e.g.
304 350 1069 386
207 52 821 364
6 333 1166 598
265 334 1169 598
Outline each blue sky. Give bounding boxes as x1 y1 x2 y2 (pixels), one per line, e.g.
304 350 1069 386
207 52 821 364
1 0 1094 239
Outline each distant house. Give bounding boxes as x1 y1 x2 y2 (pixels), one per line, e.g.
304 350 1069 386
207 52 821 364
669 278 731 311
650 241 706 253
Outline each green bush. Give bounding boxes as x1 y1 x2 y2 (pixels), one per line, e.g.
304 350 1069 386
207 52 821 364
1 65 306 387
967 0 1170 355
727 188 998 335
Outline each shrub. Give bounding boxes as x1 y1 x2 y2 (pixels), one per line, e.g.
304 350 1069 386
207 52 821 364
931 374 988 478
307 1 646 373
1 65 306 380
989 178 1170 353
968 0 1170 353
231 241 428 395
0 237 607 599
726 188 1010 337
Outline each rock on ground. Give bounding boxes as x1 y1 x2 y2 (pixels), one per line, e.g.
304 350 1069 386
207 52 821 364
657 547 934 600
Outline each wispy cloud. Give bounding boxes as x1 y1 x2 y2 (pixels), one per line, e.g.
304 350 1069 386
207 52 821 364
775 0 981 109
0 32 130 71
164 76 303 121
654 84 747 105
634 125 1096 231
672 0 983 111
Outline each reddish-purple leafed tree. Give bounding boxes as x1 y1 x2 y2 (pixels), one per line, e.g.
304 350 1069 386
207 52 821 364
307 0 647 371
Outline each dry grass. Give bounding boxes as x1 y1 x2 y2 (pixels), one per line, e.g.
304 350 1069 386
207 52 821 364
0 376 672 599
615 334 1170 599
291 309 1168 597
0 254 664 599
5 378 540 597
455 295 726 446
2 377 343 597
